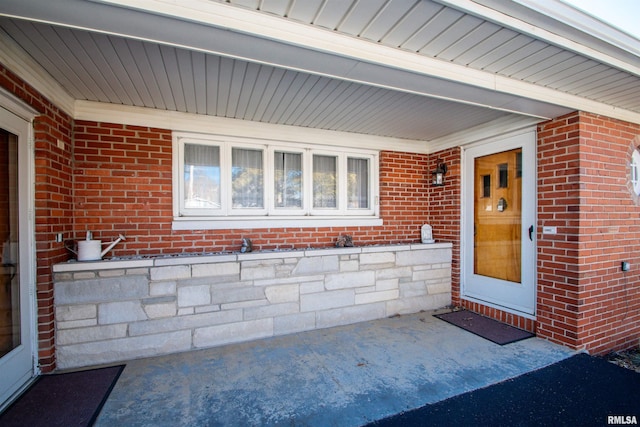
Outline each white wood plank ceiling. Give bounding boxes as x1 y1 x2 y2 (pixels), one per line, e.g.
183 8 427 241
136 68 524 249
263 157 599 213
0 0 638 143
0 18 507 141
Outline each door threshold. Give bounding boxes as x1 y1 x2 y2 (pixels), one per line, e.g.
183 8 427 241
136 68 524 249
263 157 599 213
461 295 536 320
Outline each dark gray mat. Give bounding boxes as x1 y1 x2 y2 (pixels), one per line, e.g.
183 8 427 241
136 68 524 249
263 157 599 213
435 310 534 345
0 365 124 427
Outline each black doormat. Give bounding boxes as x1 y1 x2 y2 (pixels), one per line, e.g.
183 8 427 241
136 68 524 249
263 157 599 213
0 365 124 427
434 310 534 345
368 353 640 427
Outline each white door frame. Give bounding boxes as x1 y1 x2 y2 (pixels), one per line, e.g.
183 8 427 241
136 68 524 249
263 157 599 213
461 128 537 318
0 89 38 410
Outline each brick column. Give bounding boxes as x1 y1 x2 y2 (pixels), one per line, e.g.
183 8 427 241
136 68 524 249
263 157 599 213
536 112 582 349
537 112 640 355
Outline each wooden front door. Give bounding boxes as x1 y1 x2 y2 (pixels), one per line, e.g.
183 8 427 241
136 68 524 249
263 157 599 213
462 131 536 316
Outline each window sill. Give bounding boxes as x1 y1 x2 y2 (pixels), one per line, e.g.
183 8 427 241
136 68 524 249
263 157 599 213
172 216 383 230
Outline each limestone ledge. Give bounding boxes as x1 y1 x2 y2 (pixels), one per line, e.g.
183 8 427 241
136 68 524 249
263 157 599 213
53 242 452 273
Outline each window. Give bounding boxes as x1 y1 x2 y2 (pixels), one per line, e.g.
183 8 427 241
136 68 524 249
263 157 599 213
274 151 303 209
482 175 491 198
498 163 508 188
184 144 221 209
174 133 379 228
231 147 264 209
348 157 369 209
313 154 337 209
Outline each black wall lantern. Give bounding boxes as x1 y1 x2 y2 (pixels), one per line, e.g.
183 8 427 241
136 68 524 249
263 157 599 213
431 161 447 186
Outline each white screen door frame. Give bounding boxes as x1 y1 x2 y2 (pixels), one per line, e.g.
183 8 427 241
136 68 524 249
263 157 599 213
0 98 37 410
462 130 537 317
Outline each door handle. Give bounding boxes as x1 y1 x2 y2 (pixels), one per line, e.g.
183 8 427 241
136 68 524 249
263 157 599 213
528 225 534 241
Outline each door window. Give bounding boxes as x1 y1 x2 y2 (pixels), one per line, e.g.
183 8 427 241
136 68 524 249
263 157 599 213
474 149 522 283
0 129 19 357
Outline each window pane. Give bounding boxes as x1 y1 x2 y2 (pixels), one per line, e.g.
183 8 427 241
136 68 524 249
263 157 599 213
313 155 337 208
347 157 369 209
274 151 302 208
498 163 508 188
482 175 491 198
232 148 264 208
0 130 20 357
184 143 221 209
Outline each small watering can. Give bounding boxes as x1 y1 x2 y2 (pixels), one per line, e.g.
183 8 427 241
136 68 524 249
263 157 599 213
67 232 126 261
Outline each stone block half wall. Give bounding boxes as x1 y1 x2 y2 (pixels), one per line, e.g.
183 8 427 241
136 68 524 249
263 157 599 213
53 243 452 369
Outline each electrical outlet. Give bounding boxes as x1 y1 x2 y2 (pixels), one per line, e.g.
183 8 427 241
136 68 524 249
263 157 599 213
621 261 631 272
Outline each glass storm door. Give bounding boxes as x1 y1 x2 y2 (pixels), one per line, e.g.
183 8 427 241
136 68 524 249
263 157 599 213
0 107 35 409
462 131 536 316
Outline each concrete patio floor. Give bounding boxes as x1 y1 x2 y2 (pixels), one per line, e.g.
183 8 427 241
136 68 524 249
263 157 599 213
95 310 575 426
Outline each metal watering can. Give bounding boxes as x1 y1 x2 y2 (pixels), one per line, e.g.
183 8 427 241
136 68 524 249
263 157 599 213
67 232 126 261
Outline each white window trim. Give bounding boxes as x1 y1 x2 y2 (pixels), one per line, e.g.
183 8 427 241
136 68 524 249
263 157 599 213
173 132 381 230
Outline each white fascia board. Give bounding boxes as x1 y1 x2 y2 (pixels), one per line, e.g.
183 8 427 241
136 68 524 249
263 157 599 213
74 100 430 154
0 29 75 116
522 0 640 58
440 0 640 77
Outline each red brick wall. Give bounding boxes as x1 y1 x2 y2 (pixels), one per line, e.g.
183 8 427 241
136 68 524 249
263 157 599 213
5 54 640 373
73 122 174 253
0 64 73 372
428 148 461 303
537 112 640 355
72 121 432 256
